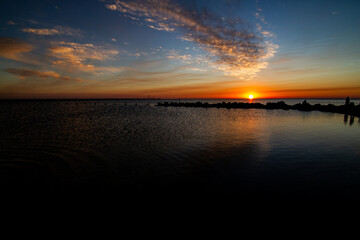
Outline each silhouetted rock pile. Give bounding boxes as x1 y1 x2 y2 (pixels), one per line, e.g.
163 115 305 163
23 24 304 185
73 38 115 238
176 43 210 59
156 97 360 117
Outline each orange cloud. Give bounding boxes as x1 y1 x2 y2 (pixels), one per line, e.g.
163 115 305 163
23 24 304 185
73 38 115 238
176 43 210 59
21 26 81 36
7 20 16 25
22 28 61 35
47 41 119 72
5 68 85 82
0 37 33 61
106 4 117 10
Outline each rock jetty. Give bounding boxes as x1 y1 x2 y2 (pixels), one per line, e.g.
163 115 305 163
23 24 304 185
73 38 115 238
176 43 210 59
156 98 360 118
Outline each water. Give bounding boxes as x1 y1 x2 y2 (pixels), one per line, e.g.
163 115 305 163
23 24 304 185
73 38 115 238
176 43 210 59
0 99 359 199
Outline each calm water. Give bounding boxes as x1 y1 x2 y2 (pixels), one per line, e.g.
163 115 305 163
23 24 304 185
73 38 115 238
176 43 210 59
1 99 359 199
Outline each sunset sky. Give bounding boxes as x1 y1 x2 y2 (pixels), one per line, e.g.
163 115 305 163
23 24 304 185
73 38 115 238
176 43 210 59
0 0 359 99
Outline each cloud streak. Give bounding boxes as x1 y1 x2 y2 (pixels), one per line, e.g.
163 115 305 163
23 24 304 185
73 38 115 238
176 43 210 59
5 68 86 82
22 26 81 36
106 0 277 79
1 36 123 75
47 41 119 72
0 37 33 61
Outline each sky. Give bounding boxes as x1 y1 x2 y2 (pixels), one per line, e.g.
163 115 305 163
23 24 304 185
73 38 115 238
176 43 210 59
0 0 359 99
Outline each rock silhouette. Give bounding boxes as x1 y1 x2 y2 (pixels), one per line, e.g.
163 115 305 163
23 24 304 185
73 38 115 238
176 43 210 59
157 98 360 118
346 96 350 106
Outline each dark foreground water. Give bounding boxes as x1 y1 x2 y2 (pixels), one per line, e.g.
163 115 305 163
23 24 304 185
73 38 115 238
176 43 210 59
1 99 359 199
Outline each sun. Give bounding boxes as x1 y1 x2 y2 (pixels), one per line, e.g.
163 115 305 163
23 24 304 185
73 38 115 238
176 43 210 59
248 95 254 100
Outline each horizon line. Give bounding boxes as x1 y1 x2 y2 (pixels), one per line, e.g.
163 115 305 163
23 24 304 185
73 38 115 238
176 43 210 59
1 97 359 101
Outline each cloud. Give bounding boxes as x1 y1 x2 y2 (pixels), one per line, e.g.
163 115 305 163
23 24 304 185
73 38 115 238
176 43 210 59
106 4 118 10
106 0 277 79
47 41 119 72
98 66 134 73
166 49 209 65
0 37 33 61
22 26 81 36
7 20 16 25
22 28 61 35
148 22 175 31
4 68 85 82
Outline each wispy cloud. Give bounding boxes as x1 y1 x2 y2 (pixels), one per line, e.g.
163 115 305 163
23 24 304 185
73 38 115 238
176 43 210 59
1 36 123 75
105 0 277 79
22 26 81 36
47 41 119 72
7 20 16 25
22 28 61 35
106 4 118 11
166 49 209 65
5 68 86 82
0 37 33 61
148 22 175 32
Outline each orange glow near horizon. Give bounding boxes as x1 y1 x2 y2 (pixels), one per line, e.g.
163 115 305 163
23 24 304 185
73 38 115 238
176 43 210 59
1 80 360 99
239 92 259 99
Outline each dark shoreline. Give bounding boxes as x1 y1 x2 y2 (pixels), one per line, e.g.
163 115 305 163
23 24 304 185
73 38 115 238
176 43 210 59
156 99 360 118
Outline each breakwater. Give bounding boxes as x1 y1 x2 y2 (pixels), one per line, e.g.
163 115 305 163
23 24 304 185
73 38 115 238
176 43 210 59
156 99 360 118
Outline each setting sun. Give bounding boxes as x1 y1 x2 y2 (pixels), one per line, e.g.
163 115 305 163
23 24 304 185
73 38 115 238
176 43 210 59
248 95 254 100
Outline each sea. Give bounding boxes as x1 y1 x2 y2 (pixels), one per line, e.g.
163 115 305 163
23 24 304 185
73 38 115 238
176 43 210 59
1 98 359 200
